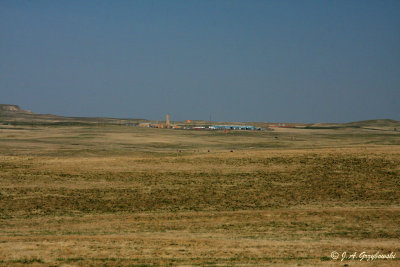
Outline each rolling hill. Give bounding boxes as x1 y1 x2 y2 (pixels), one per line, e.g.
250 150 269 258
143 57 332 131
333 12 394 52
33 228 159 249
1 104 399 130
0 104 147 126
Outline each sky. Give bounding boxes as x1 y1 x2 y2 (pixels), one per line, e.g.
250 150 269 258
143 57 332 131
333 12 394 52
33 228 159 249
0 0 399 123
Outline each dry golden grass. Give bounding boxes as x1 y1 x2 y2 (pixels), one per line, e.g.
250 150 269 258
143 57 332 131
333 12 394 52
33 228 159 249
0 125 399 266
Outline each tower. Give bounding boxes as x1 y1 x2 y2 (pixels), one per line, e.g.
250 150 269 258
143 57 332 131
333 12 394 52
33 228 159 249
166 114 170 128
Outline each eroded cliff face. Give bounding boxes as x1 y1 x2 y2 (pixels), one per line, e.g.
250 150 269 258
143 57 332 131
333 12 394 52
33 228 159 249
0 104 37 124
0 104 23 112
0 104 33 114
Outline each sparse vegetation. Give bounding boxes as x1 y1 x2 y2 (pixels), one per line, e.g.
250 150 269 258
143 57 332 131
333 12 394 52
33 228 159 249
0 121 399 266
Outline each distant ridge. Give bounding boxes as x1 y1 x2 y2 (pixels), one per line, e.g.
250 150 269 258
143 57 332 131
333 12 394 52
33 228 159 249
0 104 20 111
1 104 398 129
306 119 400 131
345 119 400 127
0 104 147 126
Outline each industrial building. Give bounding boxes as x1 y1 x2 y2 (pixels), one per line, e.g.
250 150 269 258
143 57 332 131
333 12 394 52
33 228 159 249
211 125 255 130
139 114 257 131
139 114 181 129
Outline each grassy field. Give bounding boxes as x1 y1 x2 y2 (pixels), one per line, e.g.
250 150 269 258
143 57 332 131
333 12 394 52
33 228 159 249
0 123 399 266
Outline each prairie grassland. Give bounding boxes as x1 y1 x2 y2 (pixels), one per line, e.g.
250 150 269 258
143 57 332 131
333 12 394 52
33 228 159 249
0 125 399 266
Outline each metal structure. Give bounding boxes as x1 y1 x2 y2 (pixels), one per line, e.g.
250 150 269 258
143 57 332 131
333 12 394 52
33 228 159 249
166 114 170 128
212 125 255 130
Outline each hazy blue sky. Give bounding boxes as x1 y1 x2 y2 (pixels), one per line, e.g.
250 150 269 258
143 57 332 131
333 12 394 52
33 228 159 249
1 0 399 122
